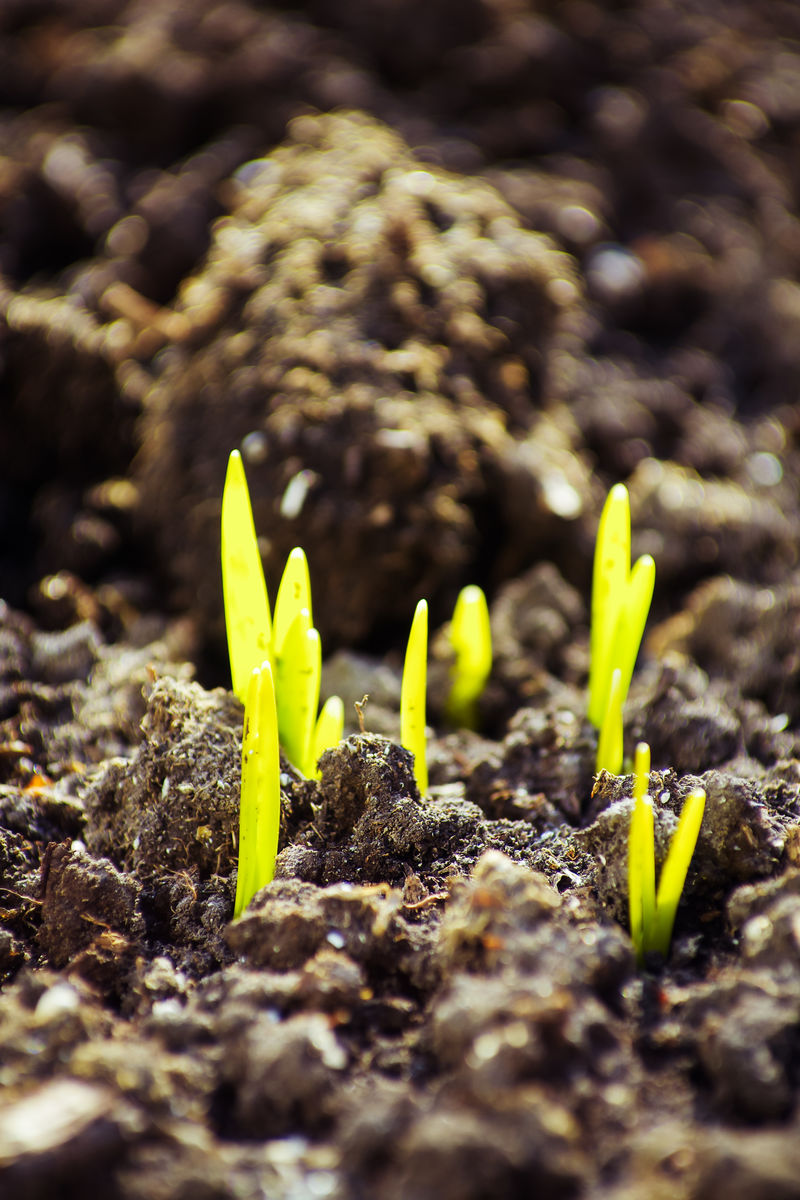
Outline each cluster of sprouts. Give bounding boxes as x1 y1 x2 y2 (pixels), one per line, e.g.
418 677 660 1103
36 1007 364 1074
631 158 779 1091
628 742 706 964
222 450 704 963
221 450 344 915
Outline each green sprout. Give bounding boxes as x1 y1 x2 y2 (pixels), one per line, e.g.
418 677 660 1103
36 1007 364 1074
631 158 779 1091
274 606 321 778
220 449 343 778
234 661 281 918
596 666 624 776
445 585 492 730
628 740 706 963
273 547 312 655
310 696 345 780
221 450 272 701
589 483 655 774
401 599 428 794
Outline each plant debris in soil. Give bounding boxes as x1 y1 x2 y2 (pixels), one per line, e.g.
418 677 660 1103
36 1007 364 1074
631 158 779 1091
4 1 800 1198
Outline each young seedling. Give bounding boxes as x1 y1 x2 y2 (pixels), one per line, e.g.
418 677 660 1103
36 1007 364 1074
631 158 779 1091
220 450 272 702
628 742 655 961
596 666 624 776
310 695 345 780
234 661 281 918
651 788 706 957
274 607 321 776
588 483 655 774
627 740 706 963
401 599 428 795
220 450 343 774
272 547 312 657
445 585 492 731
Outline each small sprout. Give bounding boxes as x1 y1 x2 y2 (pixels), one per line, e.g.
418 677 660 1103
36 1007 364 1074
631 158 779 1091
627 740 706 963
632 739 650 806
310 695 345 779
272 547 312 658
401 599 428 795
221 450 272 702
628 742 654 957
445 585 492 730
274 608 321 776
588 483 655 737
234 661 281 918
651 788 706 958
596 666 623 776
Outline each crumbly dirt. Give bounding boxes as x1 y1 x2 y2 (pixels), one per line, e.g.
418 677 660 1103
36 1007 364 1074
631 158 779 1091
4 2 800 1197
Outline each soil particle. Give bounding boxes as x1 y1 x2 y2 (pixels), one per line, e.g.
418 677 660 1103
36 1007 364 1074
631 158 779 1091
222 1010 347 1138
652 571 800 724
39 841 141 971
82 675 242 880
467 702 594 822
311 733 488 887
628 456 798 594
227 876 438 997
653 966 800 1121
0 1076 144 1200
628 656 744 774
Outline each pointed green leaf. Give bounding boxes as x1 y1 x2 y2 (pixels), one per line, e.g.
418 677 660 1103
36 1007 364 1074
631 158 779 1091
221 450 272 702
589 484 630 727
401 599 428 795
273 547 312 659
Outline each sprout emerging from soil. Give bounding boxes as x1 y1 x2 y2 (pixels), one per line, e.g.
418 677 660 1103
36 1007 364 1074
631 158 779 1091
401 599 429 794
221 450 272 702
589 483 655 773
445 584 492 730
221 450 343 776
234 661 281 918
273 602 321 778
628 741 706 963
596 666 624 776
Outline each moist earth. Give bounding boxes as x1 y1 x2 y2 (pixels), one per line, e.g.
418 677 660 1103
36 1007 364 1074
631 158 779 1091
3 2 800 1198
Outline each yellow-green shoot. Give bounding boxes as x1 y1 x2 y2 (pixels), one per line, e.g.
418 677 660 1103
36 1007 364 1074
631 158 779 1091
588 483 655 739
651 788 706 957
628 742 655 960
627 740 706 963
401 599 428 794
220 450 343 776
589 484 655 776
310 696 345 780
221 450 272 703
234 661 281 918
274 606 320 778
596 666 624 776
445 585 492 730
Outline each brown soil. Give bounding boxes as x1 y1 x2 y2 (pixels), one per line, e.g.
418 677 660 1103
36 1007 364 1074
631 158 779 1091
3 2 800 1197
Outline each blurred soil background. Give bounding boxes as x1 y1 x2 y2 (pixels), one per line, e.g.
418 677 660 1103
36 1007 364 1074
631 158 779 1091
3 1 800 1197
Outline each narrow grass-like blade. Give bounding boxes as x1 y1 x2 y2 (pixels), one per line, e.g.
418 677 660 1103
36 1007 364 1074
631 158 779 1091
234 662 280 918
610 553 655 710
651 788 706 957
639 794 657 959
221 451 272 702
596 666 623 776
589 484 630 727
273 547 312 659
445 585 492 730
401 599 429 795
275 608 320 774
310 695 345 779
